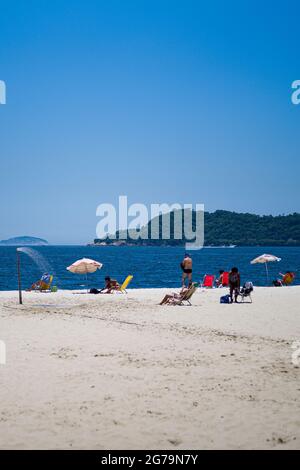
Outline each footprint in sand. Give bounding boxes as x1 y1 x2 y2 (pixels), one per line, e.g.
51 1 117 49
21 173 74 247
168 438 182 447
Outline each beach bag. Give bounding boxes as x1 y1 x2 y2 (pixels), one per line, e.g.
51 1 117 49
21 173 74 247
90 288 100 294
220 294 231 304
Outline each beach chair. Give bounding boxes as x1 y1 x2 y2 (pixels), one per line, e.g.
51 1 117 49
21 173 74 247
167 283 198 306
33 274 53 292
40 275 53 292
238 282 253 303
282 272 295 286
221 271 229 287
201 274 215 288
118 275 133 293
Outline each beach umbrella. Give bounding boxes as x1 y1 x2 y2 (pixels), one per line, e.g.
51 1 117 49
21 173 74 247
67 258 103 291
250 254 281 285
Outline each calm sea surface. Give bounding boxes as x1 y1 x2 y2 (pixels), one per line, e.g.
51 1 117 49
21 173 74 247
0 246 299 291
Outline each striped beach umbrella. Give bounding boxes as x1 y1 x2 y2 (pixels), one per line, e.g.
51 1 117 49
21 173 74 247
250 254 281 285
67 258 103 291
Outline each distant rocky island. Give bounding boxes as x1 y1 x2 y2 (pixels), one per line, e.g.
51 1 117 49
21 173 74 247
0 236 49 246
91 210 300 247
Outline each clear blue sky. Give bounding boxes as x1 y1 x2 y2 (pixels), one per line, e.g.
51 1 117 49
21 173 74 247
0 0 299 244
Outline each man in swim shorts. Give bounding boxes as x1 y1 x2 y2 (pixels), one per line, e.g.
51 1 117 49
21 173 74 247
181 253 193 287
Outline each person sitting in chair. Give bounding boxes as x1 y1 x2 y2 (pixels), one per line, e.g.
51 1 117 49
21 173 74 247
100 276 120 293
27 273 51 291
216 270 225 287
273 271 295 286
280 271 295 286
160 285 189 305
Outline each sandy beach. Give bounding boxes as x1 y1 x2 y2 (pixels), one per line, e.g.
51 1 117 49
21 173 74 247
0 286 299 450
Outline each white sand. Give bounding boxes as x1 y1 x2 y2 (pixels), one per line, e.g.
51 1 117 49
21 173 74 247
0 286 299 450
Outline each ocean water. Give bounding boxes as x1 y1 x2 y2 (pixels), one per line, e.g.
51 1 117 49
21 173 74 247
0 246 300 291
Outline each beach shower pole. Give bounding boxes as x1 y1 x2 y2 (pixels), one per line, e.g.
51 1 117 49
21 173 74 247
16 249 22 304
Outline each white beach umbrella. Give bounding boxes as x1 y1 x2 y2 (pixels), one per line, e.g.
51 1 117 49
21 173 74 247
67 258 103 274
67 258 103 291
250 253 281 285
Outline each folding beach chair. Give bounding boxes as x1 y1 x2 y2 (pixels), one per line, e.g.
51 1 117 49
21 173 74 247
39 274 53 292
238 282 253 303
282 272 295 286
167 283 198 306
201 274 215 288
118 275 133 293
28 274 54 292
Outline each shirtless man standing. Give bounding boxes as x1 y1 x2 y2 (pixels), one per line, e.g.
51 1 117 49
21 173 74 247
181 253 193 287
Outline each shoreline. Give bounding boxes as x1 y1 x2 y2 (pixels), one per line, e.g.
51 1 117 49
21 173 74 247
1 283 300 293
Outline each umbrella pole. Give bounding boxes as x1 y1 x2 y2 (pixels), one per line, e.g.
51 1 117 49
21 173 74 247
265 262 269 286
16 249 22 304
